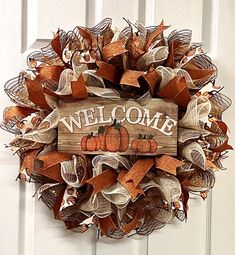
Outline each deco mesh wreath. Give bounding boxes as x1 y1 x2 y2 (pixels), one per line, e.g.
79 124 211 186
1 18 232 238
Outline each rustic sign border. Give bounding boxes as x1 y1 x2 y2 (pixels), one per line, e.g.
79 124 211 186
58 98 178 156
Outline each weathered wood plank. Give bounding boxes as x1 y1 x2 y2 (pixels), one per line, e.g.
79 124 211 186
58 98 178 155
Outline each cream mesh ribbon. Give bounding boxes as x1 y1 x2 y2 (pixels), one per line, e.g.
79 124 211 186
179 96 211 131
178 127 210 143
136 46 169 70
52 56 121 99
153 172 182 204
18 108 60 144
60 155 87 188
156 66 195 89
181 142 206 170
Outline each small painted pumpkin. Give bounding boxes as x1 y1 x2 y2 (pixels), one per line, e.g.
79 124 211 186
131 134 142 152
148 134 158 153
81 132 101 151
137 135 151 153
131 134 158 153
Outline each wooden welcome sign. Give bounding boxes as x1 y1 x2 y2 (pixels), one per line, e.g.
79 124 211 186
58 98 178 156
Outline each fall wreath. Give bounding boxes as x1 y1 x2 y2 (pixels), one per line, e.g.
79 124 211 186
1 18 232 238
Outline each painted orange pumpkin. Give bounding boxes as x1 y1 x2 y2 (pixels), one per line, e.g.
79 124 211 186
138 136 151 153
131 134 157 153
105 120 129 152
81 132 101 151
131 135 141 152
98 126 108 151
148 135 158 153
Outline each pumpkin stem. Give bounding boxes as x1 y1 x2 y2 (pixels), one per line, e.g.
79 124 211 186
138 134 143 139
112 119 117 126
115 122 122 131
88 132 93 139
112 119 121 131
98 126 105 134
148 134 154 139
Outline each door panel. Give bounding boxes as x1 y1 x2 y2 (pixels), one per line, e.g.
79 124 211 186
0 1 22 255
145 0 203 41
209 1 235 254
0 1 234 255
24 0 86 49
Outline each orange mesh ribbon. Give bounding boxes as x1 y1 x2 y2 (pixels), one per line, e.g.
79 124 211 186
145 20 170 50
120 70 144 87
86 169 117 194
98 215 117 236
117 170 144 199
26 66 64 109
4 106 36 123
35 151 72 182
71 75 88 99
184 68 215 81
124 158 154 187
157 76 191 108
96 61 120 84
51 32 63 60
117 158 154 198
155 155 182 175
21 150 39 175
102 40 128 61
122 209 144 234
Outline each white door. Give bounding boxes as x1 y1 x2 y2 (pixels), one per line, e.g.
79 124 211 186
0 1 234 254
